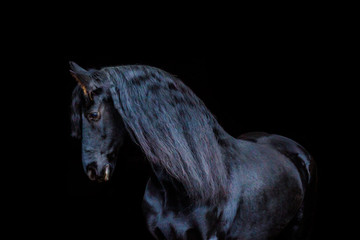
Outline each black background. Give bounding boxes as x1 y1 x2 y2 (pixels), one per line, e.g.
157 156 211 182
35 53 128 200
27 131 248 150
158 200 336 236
4 5 354 239
60 48 338 239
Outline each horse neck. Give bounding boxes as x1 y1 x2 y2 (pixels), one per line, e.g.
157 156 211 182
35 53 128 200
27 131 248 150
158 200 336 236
212 124 241 159
149 124 240 205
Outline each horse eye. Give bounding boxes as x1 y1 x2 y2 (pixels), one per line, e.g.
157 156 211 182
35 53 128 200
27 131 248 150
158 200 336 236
87 112 100 121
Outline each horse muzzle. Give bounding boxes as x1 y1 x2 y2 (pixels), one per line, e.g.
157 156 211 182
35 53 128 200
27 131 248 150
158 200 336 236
86 164 111 182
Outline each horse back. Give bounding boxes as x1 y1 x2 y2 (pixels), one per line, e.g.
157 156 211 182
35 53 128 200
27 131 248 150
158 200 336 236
239 132 316 193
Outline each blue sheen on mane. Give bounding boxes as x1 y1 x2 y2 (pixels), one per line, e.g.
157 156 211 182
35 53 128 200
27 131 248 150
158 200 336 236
74 65 238 202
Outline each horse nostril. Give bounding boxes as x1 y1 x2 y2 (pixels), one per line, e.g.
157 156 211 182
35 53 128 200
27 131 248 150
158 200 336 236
104 165 110 181
87 167 97 181
86 164 111 182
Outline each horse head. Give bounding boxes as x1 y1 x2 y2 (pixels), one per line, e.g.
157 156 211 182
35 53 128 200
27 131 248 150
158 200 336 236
70 62 125 182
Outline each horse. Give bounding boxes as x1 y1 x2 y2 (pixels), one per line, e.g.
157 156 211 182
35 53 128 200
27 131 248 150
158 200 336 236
70 61 317 240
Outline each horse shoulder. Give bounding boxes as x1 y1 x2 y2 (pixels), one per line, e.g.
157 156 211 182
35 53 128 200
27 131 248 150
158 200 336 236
142 177 197 239
142 177 227 239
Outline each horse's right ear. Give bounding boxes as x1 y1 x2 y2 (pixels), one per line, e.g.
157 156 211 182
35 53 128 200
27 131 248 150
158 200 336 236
69 61 87 73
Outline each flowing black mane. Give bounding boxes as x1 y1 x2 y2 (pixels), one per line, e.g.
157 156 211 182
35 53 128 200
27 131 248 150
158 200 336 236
72 65 236 202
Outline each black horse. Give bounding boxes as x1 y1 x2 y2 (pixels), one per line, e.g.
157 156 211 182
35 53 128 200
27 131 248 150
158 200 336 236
70 62 317 240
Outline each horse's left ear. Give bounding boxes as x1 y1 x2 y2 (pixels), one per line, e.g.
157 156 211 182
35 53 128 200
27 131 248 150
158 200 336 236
69 61 93 97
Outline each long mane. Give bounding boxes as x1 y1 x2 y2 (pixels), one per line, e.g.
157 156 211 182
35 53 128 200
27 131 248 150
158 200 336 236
73 65 235 203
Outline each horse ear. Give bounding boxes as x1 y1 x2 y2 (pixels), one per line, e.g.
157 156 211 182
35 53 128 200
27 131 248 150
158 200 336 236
69 61 87 74
69 61 92 96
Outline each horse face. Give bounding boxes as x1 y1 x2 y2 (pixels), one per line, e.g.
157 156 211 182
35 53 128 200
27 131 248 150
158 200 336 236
81 92 125 182
70 61 125 182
